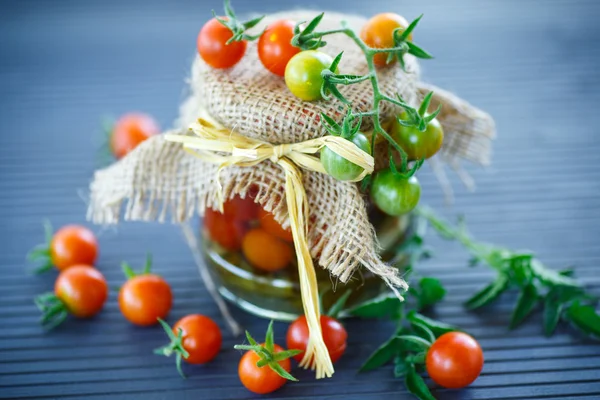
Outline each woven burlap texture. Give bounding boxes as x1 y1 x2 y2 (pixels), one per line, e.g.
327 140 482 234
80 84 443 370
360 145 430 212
88 10 495 291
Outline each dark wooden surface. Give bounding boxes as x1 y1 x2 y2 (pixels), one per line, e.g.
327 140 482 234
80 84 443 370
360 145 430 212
1 0 600 398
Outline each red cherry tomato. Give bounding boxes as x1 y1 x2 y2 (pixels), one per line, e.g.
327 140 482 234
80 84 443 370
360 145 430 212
258 20 300 76
55 265 108 318
360 13 412 66
239 343 291 394
174 315 222 364
110 113 159 159
223 195 260 222
426 332 484 389
50 225 98 271
258 208 293 242
119 274 172 326
197 17 247 69
204 207 247 251
286 315 347 363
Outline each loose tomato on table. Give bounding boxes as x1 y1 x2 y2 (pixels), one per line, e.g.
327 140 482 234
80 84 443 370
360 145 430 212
235 321 301 394
285 50 335 101
426 331 484 388
371 169 421 216
35 265 108 330
155 315 222 377
258 19 300 76
392 113 444 161
28 221 98 274
242 228 293 272
286 315 347 363
258 208 293 242
360 13 412 66
118 255 172 326
321 132 371 181
109 113 160 159
197 17 247 69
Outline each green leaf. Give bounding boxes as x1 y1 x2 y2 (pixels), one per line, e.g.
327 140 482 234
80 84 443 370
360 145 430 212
530 259 580 287
416 277 446 310
270 361 298 381
509 283 539 329
121 262 136 280
410 320 435 343
406 42 433 59
565 302 600 339
417 92 433 117
407 311 457 338
264 320 274 353
327 289 352 318
464 273 509 310
396 335 431 352
405 365 435 400
143 253 153 274
303 12 324 35
543 293 562 337
245 330 259 347
359 336 401 371
330 51 343 72
400 14 423 41
393 357 409 377
273 349 303 361
348 292 402 319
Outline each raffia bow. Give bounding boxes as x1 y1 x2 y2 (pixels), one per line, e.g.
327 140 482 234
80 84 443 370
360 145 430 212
165 117 374 379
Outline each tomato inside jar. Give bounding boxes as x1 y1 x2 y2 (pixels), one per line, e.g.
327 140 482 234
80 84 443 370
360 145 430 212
201 194 412 320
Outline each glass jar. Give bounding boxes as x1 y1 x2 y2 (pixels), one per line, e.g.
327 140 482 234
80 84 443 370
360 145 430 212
201 195 412 321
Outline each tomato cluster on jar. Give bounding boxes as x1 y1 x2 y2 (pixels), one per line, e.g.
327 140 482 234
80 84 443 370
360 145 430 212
204 193 295 272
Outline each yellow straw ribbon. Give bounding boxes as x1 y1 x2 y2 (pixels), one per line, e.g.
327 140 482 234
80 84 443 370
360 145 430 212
165 118 374 379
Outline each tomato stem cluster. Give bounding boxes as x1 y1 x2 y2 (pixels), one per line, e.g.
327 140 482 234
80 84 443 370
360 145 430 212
34 292 68 330
27 220 54 274
154 318 191 378
121 253 153 279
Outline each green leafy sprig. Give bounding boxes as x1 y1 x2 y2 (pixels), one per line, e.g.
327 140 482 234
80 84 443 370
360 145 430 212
154 318 191 378
234 321 302 381
214 0 265 43
417 206 600 338
34 292 69 330
27 220 55 274
122 253 153 279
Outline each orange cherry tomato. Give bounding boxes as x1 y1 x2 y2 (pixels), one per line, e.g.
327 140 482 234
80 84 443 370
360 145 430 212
50 225 98 271
119 274 172 326
223 195 260 222
239 343 291 394
197 17 247 69
286 315 347 363
258 208 293 242
360 13 412 66
173 314 222 364
204 208 247 251
110 113 159 159
55 265 108 318
258 19 300 76
242 228 293 272
426 332 484 389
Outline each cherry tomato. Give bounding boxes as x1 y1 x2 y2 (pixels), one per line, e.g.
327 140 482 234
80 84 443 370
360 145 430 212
321 133 371 181
392 114 444 160
242 228 293 272
360 13 412 66
55 265 108 318
426 332 484 389
371 169 421 216
258 208 293 242
285 50 334 101
119 274 172 326
239 343 291 394
197 17 247 69
50 225 98 271
286 315 347 363
204 207 247 251
223 195 260 222
258 20 300 76
174 315 222 364
110 113 159 159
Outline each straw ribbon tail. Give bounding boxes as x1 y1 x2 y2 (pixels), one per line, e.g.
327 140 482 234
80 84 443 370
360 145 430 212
277 158 334 379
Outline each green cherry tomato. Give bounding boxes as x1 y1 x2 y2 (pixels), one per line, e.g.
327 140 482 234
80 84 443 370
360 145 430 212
321 133 371 181
285 50 334 101
391 113 444 161
371 169 421 216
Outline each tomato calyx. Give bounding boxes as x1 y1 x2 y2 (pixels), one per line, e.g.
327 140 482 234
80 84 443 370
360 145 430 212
34 292 68 330
121 253 153 280
213 0 265 43
234 321 302 382
397 92 442 133
154 318 191 378
27 220 54 274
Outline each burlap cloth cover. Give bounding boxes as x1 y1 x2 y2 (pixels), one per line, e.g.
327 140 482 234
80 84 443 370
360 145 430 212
88 11 495 300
